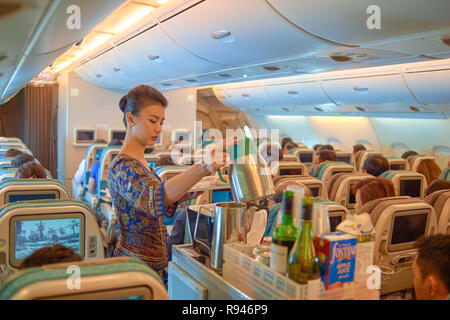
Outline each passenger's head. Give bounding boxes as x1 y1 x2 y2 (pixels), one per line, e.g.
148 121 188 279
402 150 418 159
5 148 23 158
281 137 294 149
19 244 82 270
363 155 389 177
316 150 337 164
11 153 35 168
119 85 168 146
319 144 334 151
416 159 442 186
425 179 450 196
15 161 47 179
353 144 367 155
283 142 296 155
269 181 312 206
313 144 323 152
413 234 450 300
352 177 396 212
155 156 175 167
108 139 123 147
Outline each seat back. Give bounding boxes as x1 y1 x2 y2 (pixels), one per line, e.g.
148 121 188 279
0 179 69 207
275 176 327 199
432 190 450 234
0 257 168 300
154 166 189 182
272 161 308 184
356 196 437 295
289 147 315 169
335 152 354 166
313 198 350 232
356 151 382 172
281 154 298 162
387 158 410 171
84 143 108 187
0 200 104 271
438 167 450 180
328 173 372 213
410 156 436 172
96 147 122 198
381 170 427 199
313 161 355 185
0 137 24 144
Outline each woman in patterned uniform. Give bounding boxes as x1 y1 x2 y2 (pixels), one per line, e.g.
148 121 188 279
108 85 230 279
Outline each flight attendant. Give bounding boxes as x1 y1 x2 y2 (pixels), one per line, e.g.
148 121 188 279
107 85 231 279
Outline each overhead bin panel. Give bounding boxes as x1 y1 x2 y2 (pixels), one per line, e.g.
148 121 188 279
158 0 336 67
266 0 450 46
265 81 336 108
402 61 450 105
76 24 223 90
214 86 278 109
320 73 418 106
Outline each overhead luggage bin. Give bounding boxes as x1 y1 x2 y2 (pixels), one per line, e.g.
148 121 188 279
265 0 450 46
158 0 337 67
213 86 277 109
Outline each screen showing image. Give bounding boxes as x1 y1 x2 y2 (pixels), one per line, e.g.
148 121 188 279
400 179 421 198
310 187 319 197
144 147 153 154
391 214 427 245
9 193 56 203
211 189 233 203
15 218 81 259
112 131 126 141
95 148 104 161
337 156 351 164
329 215 343 232
348 183 357 204
279 168 303 176
77 131 94 142
390 164 405 170
299 153 313 163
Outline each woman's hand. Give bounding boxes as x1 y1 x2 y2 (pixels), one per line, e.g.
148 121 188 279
177 191 204 203
203 139 236 173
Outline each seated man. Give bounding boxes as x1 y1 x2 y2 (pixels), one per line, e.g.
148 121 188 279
73 139 107 185
312 149 337 171
412 234 450 300
318 144 334 151
362 154 389 177
426 179 450 196
11 153 35 168
15 161 48 179
353 144 366 157
19 244 82 270
313 144 323 152
352 177 396 212
401 150 418 160
5 148 23 158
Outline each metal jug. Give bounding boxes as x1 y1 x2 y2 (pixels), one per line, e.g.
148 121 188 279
228 138 275 203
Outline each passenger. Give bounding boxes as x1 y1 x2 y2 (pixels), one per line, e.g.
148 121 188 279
313 144 323 152
318 144 334 151
425 179 450 196
19 244 82 270
283 142 296 155
401 150 418 159
107 85 229 280
5 148 23 158
362 154 389 177
281 137 294 150
10 153 35 168
73 139 107 185
416 159 442 186
353 144 367 156
87 139 122 193
261 143 283 166
412 234 450 300
352 177 396 212
312 149 337 171
15 161 47 179
155 156 175 167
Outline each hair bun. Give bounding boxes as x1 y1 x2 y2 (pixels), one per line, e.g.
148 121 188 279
119 95 128 113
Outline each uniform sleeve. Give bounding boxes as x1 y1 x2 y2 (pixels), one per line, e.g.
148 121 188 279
108 159 177 218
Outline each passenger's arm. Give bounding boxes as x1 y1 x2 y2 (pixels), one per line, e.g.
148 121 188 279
87 177 96 193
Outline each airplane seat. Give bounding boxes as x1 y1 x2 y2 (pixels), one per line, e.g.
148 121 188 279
272 161 308 185
0 200 104 275
0 167 52 182
81 143 108 198
0 179 70 207
275 176 328 199
0 257 168 300
356 151 383 172
438 167 450 181
406 155 419 169
355 196 437 295
288 147 315 170
0 137 24 144
387 157 410 171
328 173 372 213
313 161 355 185
380 170 427 199
335 151 354 166
424 189 449 207
431 190 450 234
281 154 299 162
410 156 436 172
326 172 347 198
353 150 365 171
313 198 350 232
154 166 189 182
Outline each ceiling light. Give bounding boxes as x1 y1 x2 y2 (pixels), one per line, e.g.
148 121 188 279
85 33 113 51
113 6 154 34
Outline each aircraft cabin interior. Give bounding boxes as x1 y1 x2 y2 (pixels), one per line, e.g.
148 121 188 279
0 0 449 304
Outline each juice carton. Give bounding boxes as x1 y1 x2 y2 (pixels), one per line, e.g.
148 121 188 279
314 232 357 290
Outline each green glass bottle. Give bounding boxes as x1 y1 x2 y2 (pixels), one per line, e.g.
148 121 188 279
288 197 321 284
270 190 298 274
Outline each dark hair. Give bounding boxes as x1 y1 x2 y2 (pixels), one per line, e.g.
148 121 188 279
281 137 294 149
313 144 323 152
119 85 168 128
363 155 389 176
108 139 123 147
15 161 47 179
319 144 334 151
401 150 418 159
414 234 450 292
353 144 367 154
5 148 23 158
352 177 396 206
317 150 337 163
11 153 35 168
19 244 82 270
416 159 441 186
155 156 175 167
425 179 450 196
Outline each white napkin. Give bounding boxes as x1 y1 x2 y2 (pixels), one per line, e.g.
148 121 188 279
246 209 268 246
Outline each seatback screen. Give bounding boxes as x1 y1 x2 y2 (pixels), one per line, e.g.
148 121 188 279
399 179 421 198
112 131 126 141
337 156 351 164
9 193 57 203
15 218 81 259
77 131 94 142
310 187 319 197
279 168 303 176
390 164 405 170
299 153 313 163
348 182 356 204
211 189 233 203
329 215 343 232
391 214 427 245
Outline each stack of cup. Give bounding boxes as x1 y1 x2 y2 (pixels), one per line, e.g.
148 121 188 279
312 204 331 236
286 185 304 228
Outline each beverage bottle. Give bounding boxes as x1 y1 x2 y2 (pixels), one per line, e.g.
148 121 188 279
270 190 298 274
288 197 321 285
